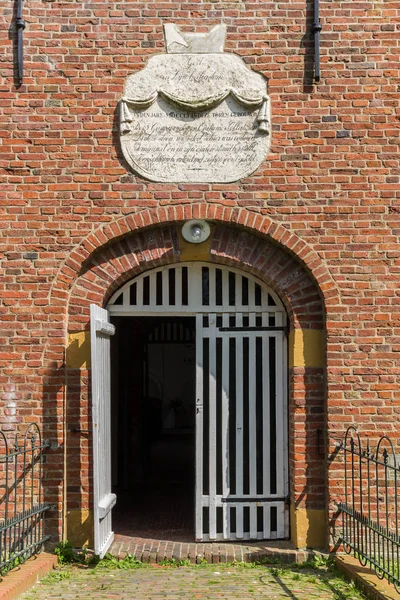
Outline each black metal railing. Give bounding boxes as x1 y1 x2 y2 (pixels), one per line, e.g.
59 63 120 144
0 423 51 575
337 426 400 593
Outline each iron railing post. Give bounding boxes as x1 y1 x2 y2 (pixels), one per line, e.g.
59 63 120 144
337 428 400 593
0 424 50 575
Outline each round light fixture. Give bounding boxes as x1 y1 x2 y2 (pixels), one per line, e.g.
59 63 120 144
181 220 211 244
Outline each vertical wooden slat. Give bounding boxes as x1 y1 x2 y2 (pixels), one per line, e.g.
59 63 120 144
136 276 144 309
221 313 230 539
262 313 271 502
222 268 230 311
195 314 204 540
149 271 155 309
277 506 286 538
275 312 288 535
274 332 284 499
249 505 257 539
209 266 216 309
270 505 278 540
175 266 182 308
162 267 169 306
208 313 217 540
258 284 264 308
235 272 241 309
248 313 257 538
249 280 255 312
235 313 244 539
191 265 203 311
263 503 271 539
248 313 257 495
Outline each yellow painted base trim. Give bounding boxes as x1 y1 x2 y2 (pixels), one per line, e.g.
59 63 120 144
66 509 94 548
178 227 213 262
289 330 324 368
290 505 326 549
67 505 326 550
67 331 91 369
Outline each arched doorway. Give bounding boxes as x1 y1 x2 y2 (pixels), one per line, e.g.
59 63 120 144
91 262 288 555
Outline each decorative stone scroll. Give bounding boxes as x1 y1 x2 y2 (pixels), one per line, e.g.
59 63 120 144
119 24 271 183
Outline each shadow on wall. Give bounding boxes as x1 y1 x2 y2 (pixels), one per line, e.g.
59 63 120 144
301 0 318 94
64 334 94 548
42 338 95 548
42 360 67 548
289 328 327 550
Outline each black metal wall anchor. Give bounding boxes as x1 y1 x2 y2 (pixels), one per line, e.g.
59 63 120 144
312 0 322 83
16 0 26 86
70 427 90 434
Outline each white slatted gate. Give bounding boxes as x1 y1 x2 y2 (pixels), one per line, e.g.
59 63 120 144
90 304 117 557
107 263 288 542
196 313 287 541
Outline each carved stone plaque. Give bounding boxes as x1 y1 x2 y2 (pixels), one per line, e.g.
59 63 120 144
119 25 271 183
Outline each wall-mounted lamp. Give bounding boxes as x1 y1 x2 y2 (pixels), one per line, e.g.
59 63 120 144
181 220 211 244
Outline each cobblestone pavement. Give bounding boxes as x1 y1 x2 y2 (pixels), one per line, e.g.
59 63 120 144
19 563 363 600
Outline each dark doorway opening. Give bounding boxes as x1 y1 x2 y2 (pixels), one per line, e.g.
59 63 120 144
110 316 196 540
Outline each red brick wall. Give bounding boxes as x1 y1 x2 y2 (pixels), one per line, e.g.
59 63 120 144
1 1 399 545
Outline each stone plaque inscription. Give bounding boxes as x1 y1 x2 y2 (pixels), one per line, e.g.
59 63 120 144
122 96 265 183
119 26 271 183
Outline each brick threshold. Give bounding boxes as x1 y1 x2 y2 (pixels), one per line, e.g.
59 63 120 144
0 553 57 600
110 535 314 564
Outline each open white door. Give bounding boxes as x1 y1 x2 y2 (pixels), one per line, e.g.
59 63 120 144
90 304 116 557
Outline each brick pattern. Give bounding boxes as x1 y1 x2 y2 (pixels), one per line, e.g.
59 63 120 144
110 536 314 565
19 562 353 600
1 0 399 546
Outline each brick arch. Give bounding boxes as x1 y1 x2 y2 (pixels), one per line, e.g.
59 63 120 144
53 208 331 549
51 203 339 328
55 204 339 333
66 222 325 332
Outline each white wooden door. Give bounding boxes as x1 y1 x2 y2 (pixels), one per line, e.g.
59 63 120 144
195 312 288 541
90 304 116 557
